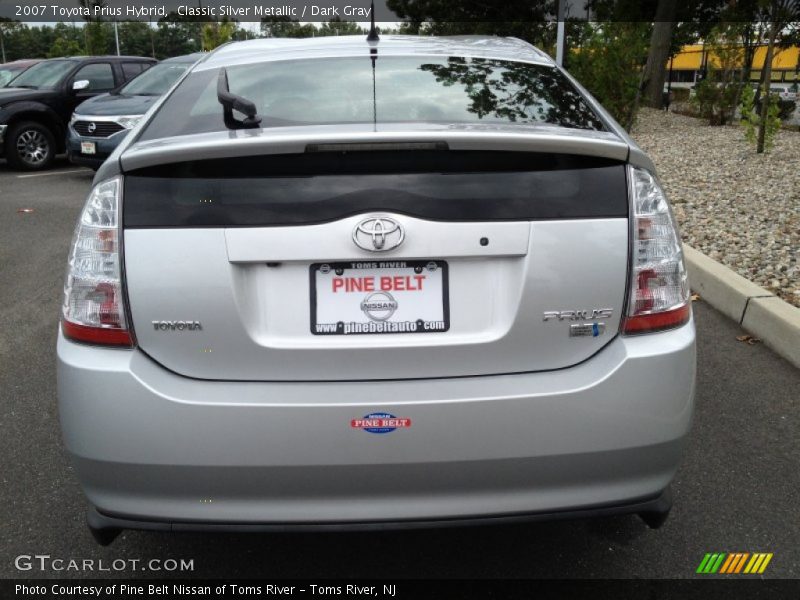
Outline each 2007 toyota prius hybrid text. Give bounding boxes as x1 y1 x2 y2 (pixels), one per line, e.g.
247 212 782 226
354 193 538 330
57 34 695 545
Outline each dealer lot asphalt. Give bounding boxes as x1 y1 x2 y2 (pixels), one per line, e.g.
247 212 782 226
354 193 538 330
0 160 798 579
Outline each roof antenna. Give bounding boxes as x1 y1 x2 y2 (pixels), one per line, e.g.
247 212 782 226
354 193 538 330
367 0 379 42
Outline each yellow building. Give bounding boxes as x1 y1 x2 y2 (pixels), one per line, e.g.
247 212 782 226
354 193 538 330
666 44 800 87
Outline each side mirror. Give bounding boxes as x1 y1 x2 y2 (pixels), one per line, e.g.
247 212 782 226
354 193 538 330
72 80 90 92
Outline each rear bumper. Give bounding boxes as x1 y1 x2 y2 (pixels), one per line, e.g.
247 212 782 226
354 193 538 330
57 319 695 525
88 488 673 533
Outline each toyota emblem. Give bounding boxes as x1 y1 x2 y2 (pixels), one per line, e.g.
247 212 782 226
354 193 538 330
352 217 404 252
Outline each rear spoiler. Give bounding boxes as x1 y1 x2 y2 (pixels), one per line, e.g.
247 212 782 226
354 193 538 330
119 128 629 173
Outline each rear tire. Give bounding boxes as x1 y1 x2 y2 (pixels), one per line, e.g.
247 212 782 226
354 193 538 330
6 120 56 171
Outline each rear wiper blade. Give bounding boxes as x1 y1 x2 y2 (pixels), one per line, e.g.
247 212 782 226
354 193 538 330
217 67 261 129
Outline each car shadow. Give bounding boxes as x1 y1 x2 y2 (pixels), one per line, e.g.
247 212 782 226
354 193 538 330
97 514 654 579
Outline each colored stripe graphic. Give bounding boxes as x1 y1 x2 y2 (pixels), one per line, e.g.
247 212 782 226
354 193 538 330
696 554 713 573
720 553 749 573
744 553 774 574
710 553 726 573
759 554 774 573
699 552 773 574
719 554 736 573
697 553 726 573
734 553 750 573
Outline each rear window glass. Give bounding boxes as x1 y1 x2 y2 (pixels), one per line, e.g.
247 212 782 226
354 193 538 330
139 56 604 140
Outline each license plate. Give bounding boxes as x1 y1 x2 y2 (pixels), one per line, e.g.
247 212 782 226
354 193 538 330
80 141 96 155
311 260 449 335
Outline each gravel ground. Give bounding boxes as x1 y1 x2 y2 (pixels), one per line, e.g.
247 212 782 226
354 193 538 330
632 108 799 308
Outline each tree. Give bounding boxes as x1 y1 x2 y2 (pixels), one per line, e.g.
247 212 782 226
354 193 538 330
385 0 733 127
230 26 252 42
47 36 82 58
0 18 23 63
387 0 554 24
740 83 781 151
202 19 236 50
156 13 204 57
640 0 678 108
719 1 774 119
691 23 747 125
756 0 798 153
46 23 85 58
568 22 650 129
117 21 156 58
260 17 317 38
84 22 112 55
386 0 556 48
78 0 111 54
317 18 367 36
0 23 58 60
590 0 728 110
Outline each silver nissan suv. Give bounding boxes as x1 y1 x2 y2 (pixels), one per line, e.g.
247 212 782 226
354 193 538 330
57 35 695 545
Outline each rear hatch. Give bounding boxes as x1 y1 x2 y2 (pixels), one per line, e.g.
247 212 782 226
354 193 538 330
121 133 631 381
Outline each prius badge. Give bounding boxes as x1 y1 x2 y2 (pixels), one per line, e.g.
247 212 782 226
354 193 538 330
543 308 613 338
353 217 404 252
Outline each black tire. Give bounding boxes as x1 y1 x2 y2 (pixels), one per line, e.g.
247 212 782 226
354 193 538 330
5 120 56 171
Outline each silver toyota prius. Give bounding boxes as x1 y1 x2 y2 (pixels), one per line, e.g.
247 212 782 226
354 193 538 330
57 35 695 545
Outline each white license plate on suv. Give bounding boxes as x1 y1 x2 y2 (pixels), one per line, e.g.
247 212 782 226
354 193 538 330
311 260 449 335
80 142 96 155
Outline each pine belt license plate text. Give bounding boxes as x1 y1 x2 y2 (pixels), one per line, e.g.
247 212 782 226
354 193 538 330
311 260 449 335
80 141 96 155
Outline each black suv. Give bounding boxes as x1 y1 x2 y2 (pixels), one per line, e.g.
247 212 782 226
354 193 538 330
0 56 156 170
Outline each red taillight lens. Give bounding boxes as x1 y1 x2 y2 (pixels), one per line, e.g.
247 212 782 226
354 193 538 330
622 167 690 335
622 304 691 334
62 176 134 347
62 320 133 346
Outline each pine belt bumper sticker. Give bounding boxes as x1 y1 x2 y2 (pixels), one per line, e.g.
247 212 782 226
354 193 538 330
351 413 412 434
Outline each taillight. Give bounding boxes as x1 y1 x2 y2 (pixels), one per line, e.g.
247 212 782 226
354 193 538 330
62 176 134 347
622 166 690 335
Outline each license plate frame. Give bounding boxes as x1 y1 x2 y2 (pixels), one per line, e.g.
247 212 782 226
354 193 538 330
310 260 450 335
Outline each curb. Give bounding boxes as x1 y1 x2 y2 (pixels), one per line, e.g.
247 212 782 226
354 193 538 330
683 244 800 369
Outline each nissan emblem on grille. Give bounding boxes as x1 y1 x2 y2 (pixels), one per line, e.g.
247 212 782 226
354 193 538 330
87 122 96 134
352 217 404 252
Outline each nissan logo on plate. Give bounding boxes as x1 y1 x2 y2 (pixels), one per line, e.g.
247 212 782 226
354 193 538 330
352 217 404 252
360 292 398 321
